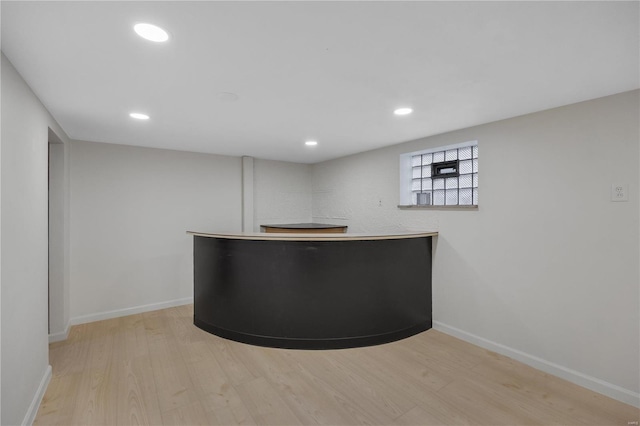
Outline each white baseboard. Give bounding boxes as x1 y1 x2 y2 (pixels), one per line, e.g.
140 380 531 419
69 297 193 327
22 365 52 426
48 324 70 343
433 321 640 408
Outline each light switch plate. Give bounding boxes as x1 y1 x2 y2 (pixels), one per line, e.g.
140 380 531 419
611 184 628 202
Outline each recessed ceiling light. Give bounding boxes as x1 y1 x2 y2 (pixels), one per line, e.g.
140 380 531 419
129 112 150 120
134 23 169 42
305 140 318 146
394 107 413 116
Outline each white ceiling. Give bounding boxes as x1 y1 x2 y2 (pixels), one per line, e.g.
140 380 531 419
2 1 638 164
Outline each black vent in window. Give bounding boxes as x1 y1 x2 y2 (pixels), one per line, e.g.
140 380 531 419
432 160 459 178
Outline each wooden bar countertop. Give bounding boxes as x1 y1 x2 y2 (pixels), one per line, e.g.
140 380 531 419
186 230 438 241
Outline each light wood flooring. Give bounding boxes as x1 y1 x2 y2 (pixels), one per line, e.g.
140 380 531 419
35 305 638 425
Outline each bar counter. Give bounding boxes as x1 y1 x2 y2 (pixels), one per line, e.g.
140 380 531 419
188 230 437 349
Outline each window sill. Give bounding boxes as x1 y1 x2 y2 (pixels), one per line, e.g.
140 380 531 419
397 205 478 211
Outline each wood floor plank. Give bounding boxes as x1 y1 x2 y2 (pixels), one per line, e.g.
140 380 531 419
146 337 199 412
116 356 163 425
204 393 257 426
185 357 235 408
377 339 472 385
35 306 639 426
364 342 454 392
288 350 398 424
205 337 258 386
66 319 120 425
114 314 151 362
70 366 119 426
471 356 639 425
439 377 555 425
142 309 173 340
392 405 452 426
267 368 365 425
49 340 90 378
331 349 479 425
179 338 218 365
33 373 82 426
166 306 206 346
331 344 450 404
300 348 415 420
227 343 296 383
161 400 212 426
234 377 302 425
401 331 485 370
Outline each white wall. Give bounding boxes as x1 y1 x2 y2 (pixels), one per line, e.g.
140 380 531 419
69 141 242 322
312 149 441 233
68 148 314 320
1 53 71 426
312 90 640 405
254 158 312 231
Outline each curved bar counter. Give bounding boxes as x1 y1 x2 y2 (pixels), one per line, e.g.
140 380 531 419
188 230 437 350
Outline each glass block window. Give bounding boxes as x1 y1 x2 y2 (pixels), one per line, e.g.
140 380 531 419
409 142 478 206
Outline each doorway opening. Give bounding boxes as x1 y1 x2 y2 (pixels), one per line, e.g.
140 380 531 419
48 129 65 338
